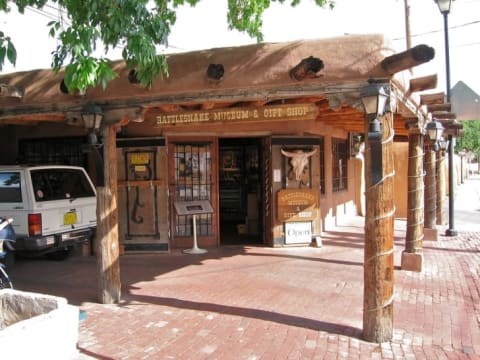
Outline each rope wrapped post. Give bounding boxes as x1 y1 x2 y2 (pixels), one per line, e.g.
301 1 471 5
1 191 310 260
97 124 121 304
363 110 395 343
401 121 425 271
436 148 447 225
424 141 438 240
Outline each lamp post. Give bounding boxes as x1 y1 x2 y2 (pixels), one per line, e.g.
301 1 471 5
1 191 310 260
434 0 457 236
458 149 466 183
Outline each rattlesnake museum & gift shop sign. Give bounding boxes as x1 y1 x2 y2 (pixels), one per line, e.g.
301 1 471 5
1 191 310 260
153 103 318 126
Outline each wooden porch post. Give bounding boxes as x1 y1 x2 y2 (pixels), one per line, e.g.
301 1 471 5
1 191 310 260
401 123 424 272
424 145 436 227
424 142 438 240
363 111 395 343
436 149 447 225
96 124 121 304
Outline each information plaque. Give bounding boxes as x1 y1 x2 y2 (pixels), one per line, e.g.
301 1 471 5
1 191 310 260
174 200 214 216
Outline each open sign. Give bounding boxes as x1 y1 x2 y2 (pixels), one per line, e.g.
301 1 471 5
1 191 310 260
285 222 312 244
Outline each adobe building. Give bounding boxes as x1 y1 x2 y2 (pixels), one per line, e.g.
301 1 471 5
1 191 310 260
0 34 445 254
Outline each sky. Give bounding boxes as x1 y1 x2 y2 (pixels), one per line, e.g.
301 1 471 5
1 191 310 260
1 0 480 94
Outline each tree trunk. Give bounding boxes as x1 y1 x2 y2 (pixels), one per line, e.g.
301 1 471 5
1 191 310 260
363 112 395 343
405 130 424 253
96 125 121 304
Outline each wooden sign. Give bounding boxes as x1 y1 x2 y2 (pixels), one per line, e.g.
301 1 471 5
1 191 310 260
276 189 319 222
153 103 318 126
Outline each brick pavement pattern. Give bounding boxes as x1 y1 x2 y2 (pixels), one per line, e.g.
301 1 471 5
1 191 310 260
11 223 480 359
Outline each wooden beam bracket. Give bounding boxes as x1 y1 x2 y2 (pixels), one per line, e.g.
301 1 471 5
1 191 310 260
0 84 24 99
408 75 437 94
289 56 324 81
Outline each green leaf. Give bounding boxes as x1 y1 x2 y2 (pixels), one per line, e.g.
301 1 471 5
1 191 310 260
6 39 16 65
0 46 6 70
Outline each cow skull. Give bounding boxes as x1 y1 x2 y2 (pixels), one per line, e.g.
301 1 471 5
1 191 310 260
281 148 317 182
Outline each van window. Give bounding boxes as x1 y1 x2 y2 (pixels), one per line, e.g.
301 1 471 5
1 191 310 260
0 172 22 203
30 169 95 202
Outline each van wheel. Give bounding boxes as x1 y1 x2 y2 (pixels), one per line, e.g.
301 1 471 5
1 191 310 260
46 247 73 261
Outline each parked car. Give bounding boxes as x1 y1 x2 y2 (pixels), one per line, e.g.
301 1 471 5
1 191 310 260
0 165 97 260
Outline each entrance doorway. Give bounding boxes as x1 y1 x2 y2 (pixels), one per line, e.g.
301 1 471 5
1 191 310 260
219 138 263 245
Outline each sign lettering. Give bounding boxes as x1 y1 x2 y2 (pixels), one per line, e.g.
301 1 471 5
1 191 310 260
277 189 319 222
285 222 312 244
153 104 318 126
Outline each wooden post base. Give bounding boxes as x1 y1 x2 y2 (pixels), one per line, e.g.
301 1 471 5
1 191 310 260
423 227 439 241
401 251 423 272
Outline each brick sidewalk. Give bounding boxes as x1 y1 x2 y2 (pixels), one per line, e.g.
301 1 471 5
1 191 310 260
10 221 480 359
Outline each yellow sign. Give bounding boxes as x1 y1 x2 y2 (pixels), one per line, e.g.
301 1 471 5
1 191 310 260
277 189 319 222
154 104 318 126
130 153 150 165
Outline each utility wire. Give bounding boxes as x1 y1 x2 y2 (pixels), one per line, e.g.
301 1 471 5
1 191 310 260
23 4 480 52
25 6 59 22
393 20 480 40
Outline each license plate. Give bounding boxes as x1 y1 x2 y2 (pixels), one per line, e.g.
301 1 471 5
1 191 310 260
64 211 78 225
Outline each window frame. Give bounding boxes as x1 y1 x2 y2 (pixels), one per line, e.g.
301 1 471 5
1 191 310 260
332 137 348 193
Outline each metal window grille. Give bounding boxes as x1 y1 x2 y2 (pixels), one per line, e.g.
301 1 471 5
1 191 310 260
174 143 213 237
18 137 86 167
332 138 348 192
319 138 326 195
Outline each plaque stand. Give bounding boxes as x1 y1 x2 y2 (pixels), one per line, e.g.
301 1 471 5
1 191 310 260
183 214 207 254
174 200 212 255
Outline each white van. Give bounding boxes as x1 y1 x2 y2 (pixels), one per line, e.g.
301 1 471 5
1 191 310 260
0 165 97 260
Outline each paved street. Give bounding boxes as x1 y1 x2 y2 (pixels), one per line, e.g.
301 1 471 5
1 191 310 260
9 175 480 359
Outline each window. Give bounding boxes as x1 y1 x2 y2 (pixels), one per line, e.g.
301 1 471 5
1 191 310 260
319 138 325 195
30 169 95 202
332 138 348 192
173 143 213 237
0 172 22 203
18 137 86 167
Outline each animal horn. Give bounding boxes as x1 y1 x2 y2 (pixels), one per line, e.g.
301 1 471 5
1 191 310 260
281 149 296 157
304 149 317 157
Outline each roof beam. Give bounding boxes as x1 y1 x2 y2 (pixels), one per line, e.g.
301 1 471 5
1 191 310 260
381 44 435 75
408 75 437 94
427 103 451 112
420 92 445 106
